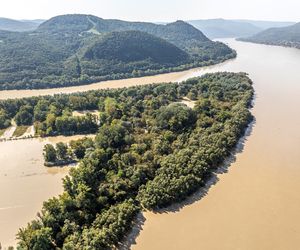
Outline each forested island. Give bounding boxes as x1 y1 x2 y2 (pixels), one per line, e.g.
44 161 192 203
0 14 235 90
8 72 254 249
239 22 300 49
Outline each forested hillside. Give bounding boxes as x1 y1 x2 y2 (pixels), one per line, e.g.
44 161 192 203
0 14 235 90
239 22 300 49
9 72 254 249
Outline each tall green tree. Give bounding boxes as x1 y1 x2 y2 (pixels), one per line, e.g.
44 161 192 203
43 144 57 163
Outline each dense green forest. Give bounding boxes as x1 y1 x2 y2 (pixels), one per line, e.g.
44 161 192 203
0 14 235 90
239 22 300 49
13 72 254 249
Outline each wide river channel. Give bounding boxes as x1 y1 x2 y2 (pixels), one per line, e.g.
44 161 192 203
1 39 300 249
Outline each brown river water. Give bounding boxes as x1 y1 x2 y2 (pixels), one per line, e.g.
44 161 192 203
0 39 300 249
0 135 93 247
131 40 300 250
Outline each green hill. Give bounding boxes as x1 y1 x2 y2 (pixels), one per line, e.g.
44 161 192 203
38 14 98 33
38 15 211 51
239 22 300 49
0 14 235 90
84 30 188 63
79 30 189 79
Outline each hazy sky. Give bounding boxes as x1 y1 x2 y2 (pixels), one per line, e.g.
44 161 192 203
1 0 299 22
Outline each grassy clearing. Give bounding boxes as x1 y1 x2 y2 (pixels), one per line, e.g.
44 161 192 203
13 126 29 137
0 128 6 136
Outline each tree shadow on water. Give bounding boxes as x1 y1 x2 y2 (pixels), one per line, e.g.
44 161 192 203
119 118 256 249
118 212 146 250
157 117 256 214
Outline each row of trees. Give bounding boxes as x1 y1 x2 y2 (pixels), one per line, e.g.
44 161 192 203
43 137 94 166
35 113 98 136
14 72 254 249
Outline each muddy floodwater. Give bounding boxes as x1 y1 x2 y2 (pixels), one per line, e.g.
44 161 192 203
0 135 94 248
131 39 300 250
1 39 300 249
0 70 193 100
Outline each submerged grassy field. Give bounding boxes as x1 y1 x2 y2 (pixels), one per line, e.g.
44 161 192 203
12 126 29 137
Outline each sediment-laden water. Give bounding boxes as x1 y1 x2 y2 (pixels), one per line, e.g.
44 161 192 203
1 39 300 249
131 39 300 250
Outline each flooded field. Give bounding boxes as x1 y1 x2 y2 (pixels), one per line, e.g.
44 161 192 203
0 135 94 247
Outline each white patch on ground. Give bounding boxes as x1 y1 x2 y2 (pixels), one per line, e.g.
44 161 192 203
86 16 101 35
72 110 99 117
179 97 197 109
1 126 16 140
87 28 101 35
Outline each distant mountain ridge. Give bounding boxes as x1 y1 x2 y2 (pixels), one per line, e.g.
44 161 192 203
188 19 262 39
234 19 296 30
187 19 296 39
0 17 44 31
239 22 300 49
0 14 235 90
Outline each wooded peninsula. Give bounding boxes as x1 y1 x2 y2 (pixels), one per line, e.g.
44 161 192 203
7 72 254 249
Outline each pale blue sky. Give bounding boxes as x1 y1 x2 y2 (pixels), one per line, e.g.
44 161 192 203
1 0 299 22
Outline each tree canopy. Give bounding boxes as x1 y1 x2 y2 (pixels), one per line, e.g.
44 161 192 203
0 15 235 90
14 72 254 249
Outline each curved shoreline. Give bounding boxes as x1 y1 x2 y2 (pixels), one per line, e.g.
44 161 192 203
0 58 237 100
121 118 255 250
238 38 300 50
129 39 300 250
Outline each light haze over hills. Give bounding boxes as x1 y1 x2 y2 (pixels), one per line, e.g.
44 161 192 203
187 19 296 39
240 22 300 49
0 16 295 40
0 17 44 31
1 0 299 23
